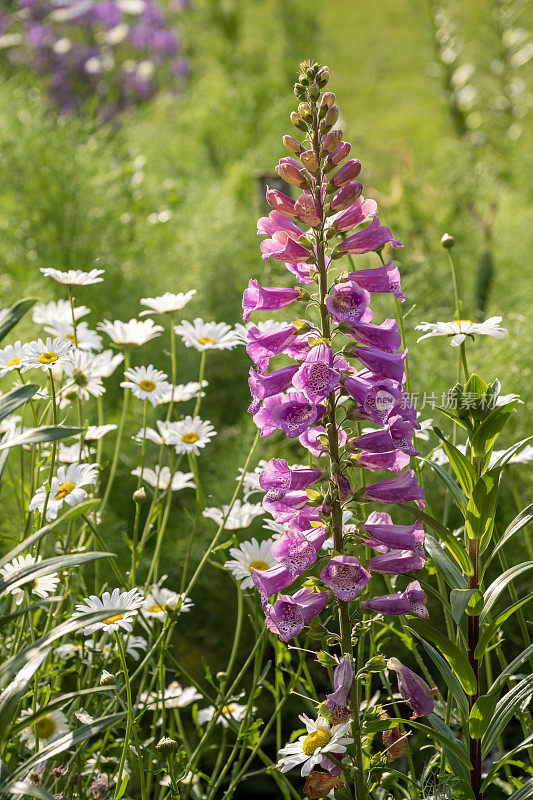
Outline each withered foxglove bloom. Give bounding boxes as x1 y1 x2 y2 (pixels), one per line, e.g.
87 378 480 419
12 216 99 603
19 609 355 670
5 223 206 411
320 556 371 601
325 656 355 724
387 658 437 718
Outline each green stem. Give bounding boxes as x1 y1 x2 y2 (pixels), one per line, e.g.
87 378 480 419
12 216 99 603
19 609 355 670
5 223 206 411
101 348 131 515
114 634 134 800
446 248 461 320
131 397 148 587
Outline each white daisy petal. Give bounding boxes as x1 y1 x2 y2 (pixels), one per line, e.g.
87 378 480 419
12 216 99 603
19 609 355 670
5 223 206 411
174 318 242 352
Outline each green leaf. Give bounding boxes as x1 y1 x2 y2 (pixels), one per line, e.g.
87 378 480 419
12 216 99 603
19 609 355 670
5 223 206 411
0 298 36 342
421 459 468 515
488 643 533 696
482 561 533 621
407 620 477 695
475 593 533 659
506 778 533 800
8 784 56 800
0 649 49 740
469 694 499 738
436 405 471 431
0 425 83 451
0 385 39 422
491 436 533 469
484 503 533 573
465 469 501 542
9 686 116 736
482 676 533 757
481 733 533 790
0 714 125 787
386 715 471 769
0 551 111 599
428 713 470 780
115 774 129 800
471 401 518 465
450 589 480 623
433 426 477 495
411 633 469 721
425 535 468 589
464 373 489 397
398 505 473 576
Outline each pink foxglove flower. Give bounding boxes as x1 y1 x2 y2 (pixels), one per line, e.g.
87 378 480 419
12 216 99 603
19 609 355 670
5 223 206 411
325 656 355 724
242 281 303 322
387 658 437 718
320 556 371 601
265 588 328 642
361 580 429 619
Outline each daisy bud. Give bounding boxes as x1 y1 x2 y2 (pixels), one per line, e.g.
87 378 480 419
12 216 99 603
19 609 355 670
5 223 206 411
156 737 180 754
441 232 455 248
133 487 146 504
283 135 304 156
100 670 114 685
291 111 307 132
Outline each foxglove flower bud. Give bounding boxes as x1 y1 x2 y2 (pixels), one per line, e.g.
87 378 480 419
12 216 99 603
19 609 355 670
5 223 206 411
320 556 371 601
291 111 307 131
276 159 309 188
361 580 429 619
294 193 322 226
300 150 320 174
283 134 304 155
266 188 297 218
322 105 339 130
325 141 351 168
387 657 437 718
330 197 377 232
320 130 342 155
329 181 363 212
329 159 361 189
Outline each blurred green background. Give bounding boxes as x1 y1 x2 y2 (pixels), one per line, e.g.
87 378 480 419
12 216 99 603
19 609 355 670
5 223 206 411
0 0 531 794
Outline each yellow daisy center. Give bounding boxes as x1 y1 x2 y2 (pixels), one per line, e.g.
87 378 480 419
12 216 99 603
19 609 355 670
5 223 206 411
139 379 156 391
33 716 56 739
302 730 331 756
221 705 235 714
38 352 59 364
147 603 166 613
66 334 77 343
249 560 269 572
103 613 124 625
182 432 199 444
455 319 472 330
55 481 76 500
73 369 88 387
6 356 22 367
197 337 216 345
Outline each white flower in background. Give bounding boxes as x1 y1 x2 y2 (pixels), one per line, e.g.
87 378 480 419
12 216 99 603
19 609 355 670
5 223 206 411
0 554 60 605
57 443 90 463
20 709 69 750
167 416 216 455
33 299 90 325
496 393 523 407
416 417 433 441
224 538 276 589
263 518 289 536
278 715 353 777
203 500 264 530
75 587 144 636
125 635 148 660
44 321 103 352
85 424 118 441
416 317 507 347
0 341 27 376
140 291 196 315
29 463 98 521
135 420 179 447
11 381 50 401
121 365 169 405
98 318 163 346
142 585 193 622
21 337 74 372
156 381 208 405
55 642 80 660
118 0 146 14
140 681 201 710
92 349 124 377
233 319 289 345
174 318 241 351
40 268 105 286
62 351 105 401
236 459 268 500
197 702 249 728
0 414 22 438
131 466 195 492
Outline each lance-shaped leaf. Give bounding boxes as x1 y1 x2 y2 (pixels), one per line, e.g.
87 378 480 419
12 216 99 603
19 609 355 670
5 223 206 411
482 675 533 757
9 785 56 800
506 779 533 800
487 643 533 696
0 425 83 451
484 503 533 574
421 459 468 515
0 385 39 422
465 469 501 543
386 716 471 769
0 298 36 342
481 733 533 790
411 633 469 721
0 649 49 740
481 561 533 622
0 551 111 599
428 713 470 780
450 588 482 623
398 504 473 576
469 693 500 739
433 426 476 495
407 619 477 695
9 686 115 737
475 593 533 659
425 535 468 589
471 400 518 467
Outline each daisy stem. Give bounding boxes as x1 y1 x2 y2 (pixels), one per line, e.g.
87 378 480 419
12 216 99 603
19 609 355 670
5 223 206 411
446 248 462 320
131 397 149 587
460 341 470 381
101 348 130 516
167 312 177 422
115 632 137 800
40 369 59 527
147 450 177 586
193 351 207 417
179 451 202 593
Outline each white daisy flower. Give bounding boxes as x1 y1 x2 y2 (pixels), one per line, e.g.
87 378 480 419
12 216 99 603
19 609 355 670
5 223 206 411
61 351 106 401
156 381 208 405
0 341 27 376
92 349 124 378
140 291 196 315
166 416 216 455
415 316 507 347
236 459 268 500
125 635 148 660
135 420 179 447
120 365 169 405
57 442 90 463
40 267 105 286
20 709 69 750
75 587 144 636
85 424 118 441
98 318 163 346
55 642 80 660
131 466 195 492
44 321 103 352
21 337 74 372
0 414 22 438
224 538 276 589
0 554 60 605
278 715 354 777
197 702 249 728
142 585 193 622
174 318 241 351
140 681 201 710
203 500 264 530
416 416 433 441
32 299 90 326
29 462 98 521
233 319 289 345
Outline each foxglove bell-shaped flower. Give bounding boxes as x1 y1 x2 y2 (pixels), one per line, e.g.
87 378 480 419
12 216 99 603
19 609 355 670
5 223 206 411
299 425 347 457
265 588 328 642
354 448 410 474
343 319 401 353
260 232 313 264
364 470 425 506
266 188 297 217
362 515 425 555
252 563 298 604
351 347 406 383
263 491 313 523
248 365 299 413
243 280 303 322
345 261 404 301
325 282 371 325
368 549 426 574
343 375 402 424
270 531 320 575
320 556 371 601
325 655 355 724
361 580 429 619
257 211 303 240
387 657 437 718
335 217 402 255
330 197 377 233
246 323 300 373
292 344 341 403
270 393 327 438
252 393 286 437
259 459 323 501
